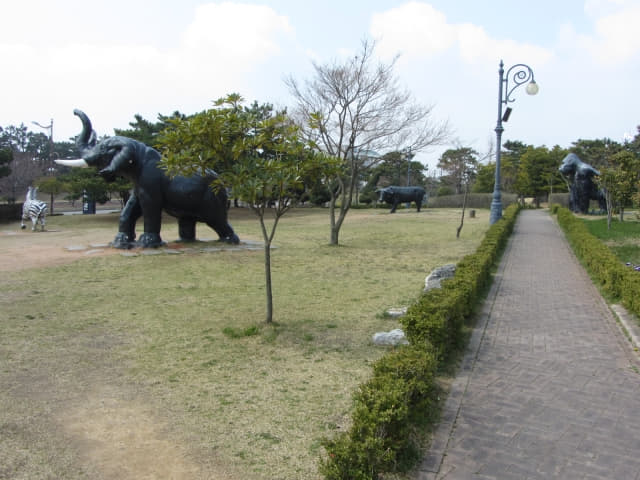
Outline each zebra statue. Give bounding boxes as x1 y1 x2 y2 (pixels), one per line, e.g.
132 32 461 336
21 186 48 231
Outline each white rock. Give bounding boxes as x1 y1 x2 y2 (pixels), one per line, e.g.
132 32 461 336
372 329 409 346
385 307 408 318
424 264 456 292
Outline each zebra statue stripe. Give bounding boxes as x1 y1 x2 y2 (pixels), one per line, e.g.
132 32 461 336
21 186 48 231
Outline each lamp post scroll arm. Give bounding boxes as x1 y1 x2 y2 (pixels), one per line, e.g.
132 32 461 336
504 64 536 103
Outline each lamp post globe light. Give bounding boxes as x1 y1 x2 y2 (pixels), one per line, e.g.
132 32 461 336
489 60 538 224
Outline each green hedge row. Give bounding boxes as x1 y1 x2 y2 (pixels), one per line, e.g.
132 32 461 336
319 204 521 480
555 206 640 316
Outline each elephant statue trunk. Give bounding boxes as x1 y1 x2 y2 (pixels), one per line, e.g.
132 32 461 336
55 109 98 169
74 108 97 153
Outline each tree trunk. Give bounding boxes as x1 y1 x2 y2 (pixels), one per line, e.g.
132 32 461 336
605 190 613 230
330 225 339 245
328 177 351 246
456 182 469 239
258 214 277 323
50 192 54 215
264 240 273 323
328 194 338 245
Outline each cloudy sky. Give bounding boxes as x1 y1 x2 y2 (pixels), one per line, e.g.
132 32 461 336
2 0 639 169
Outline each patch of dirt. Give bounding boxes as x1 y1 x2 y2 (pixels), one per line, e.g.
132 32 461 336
0 225 119 273
62 386 203 480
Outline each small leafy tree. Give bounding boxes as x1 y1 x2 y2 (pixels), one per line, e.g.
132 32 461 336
59 168 110 206
34 176 65 215
514 146 565 207
437 147 478 194
114 111 187 147
159 95 339 323
599 150 640 228
500 140 530 194
472 162 496 193
0 147 12 179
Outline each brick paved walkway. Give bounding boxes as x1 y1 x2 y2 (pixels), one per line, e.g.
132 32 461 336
417 209 640 480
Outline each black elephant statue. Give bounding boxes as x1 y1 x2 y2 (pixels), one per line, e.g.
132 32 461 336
558 153 606 214
56 109 239 249
378 186 426 213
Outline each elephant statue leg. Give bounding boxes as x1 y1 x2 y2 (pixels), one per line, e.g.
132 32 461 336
389 199 399 213
178 217 197 242
138 204 164 248
111 195 142 249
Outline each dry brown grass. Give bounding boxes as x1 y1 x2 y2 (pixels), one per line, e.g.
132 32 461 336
0 206 489 479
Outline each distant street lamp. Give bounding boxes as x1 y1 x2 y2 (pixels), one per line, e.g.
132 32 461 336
403 147 414 186
402 147 415 208
489 60 539 224
32 118 54 175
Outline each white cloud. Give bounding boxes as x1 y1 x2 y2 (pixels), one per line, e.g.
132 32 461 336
182 3 292 70
584 0 630 17
455 23 551 66
370 2 552 67
0 2 294 138
557 0 640 65
370 2 456 59
587 1 640 63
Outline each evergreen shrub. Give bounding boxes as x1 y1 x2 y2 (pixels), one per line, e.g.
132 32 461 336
319 346 438 480
555 207 640 315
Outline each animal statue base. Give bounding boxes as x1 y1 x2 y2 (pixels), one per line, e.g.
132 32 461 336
56 109 240 248
110 231 239 249
110 232 165 249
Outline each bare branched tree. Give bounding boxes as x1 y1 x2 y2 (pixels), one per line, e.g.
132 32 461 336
286 39 450 245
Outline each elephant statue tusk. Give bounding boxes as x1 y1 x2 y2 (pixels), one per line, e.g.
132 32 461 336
55 158 89 168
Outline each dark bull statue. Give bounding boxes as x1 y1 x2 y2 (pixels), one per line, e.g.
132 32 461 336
56 109 239 248
378 186 427 213
558 153 606 214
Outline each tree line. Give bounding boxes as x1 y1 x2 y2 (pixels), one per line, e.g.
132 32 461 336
2 39 639 226
430 133 640 216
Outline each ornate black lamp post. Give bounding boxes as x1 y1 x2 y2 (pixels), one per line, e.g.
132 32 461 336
403 147 415 208
489 60 539 224
402 147 414 186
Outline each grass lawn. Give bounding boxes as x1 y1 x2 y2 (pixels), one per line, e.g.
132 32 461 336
580 214 640 265
1 206 489 479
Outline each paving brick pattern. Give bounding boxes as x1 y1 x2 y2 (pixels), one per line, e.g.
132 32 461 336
417 209 640 480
